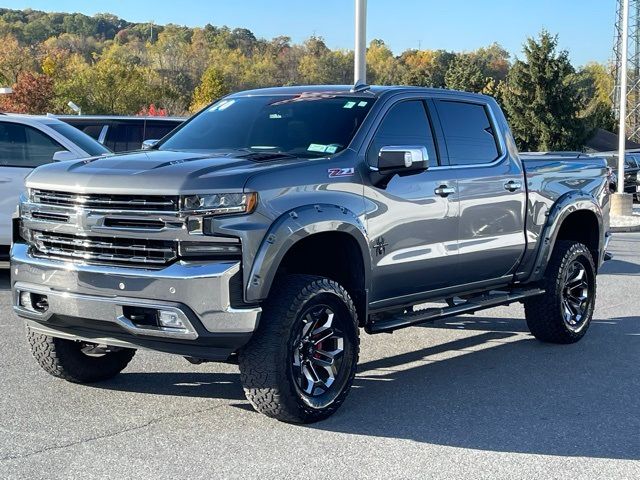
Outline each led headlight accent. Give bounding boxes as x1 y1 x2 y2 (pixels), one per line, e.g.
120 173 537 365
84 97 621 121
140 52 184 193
181 192 257 215
179 239 242 257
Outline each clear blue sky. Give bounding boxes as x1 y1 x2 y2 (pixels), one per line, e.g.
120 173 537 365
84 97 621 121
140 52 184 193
3 0 615 66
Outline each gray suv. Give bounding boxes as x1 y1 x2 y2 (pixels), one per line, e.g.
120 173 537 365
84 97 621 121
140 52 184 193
11 86 610 423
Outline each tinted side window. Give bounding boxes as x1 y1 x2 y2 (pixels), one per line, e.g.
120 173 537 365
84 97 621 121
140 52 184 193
25 127 64 166
0 123 62 168
369 100 437 166
77 124 105 141
106 122 144 152
435 100 500 165
144 123 180 141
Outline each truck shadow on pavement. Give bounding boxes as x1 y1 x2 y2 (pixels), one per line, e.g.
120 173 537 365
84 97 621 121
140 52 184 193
309 315 640 460
95 371 246 400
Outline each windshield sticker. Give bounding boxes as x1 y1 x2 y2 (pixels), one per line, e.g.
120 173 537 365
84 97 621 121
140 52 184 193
325 145 339 154
308 143 328 153
328 167 355 178
343 101 356 109
357 101 368 107
269 113 282 119
209 99 235 112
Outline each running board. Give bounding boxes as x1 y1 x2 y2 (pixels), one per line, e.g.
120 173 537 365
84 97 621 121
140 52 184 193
367 287 545 334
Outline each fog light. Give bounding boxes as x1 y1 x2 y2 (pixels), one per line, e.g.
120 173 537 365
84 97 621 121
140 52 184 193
19 291 32 310
158 310 187 330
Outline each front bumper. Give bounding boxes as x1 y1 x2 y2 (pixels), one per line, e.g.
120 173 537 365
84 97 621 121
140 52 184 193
11 243 261 360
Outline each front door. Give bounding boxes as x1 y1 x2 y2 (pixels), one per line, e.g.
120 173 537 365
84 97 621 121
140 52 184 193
364 99 460 306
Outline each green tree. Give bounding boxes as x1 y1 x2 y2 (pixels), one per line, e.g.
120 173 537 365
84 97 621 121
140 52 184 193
502 31 587 151
573 62 616 133
399 49 456 87
445 54 488 92
190 65 228 112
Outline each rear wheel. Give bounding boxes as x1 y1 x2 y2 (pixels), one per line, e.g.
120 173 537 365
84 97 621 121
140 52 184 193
238 275 359 423
524 241 596 344
27 329 136 383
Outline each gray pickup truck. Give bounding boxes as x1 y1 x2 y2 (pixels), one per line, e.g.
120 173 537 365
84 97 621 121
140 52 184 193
11 86 610 423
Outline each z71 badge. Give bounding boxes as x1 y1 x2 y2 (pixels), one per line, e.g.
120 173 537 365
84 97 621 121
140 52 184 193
328 167 355 178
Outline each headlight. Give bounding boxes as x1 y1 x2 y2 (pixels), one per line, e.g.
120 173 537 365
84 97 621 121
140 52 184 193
180 192 258 215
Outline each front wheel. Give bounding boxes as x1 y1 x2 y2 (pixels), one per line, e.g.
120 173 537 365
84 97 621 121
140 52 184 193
27 329 136 383
238 275 359 423
524 241 596 344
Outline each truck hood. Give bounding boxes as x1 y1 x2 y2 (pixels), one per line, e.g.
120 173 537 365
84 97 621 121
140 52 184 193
25 150 301 194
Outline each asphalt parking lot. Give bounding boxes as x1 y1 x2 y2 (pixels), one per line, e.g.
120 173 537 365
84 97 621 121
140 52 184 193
1 234 639 480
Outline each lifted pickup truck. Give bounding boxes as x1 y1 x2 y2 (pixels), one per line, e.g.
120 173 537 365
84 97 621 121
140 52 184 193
11 86 610 423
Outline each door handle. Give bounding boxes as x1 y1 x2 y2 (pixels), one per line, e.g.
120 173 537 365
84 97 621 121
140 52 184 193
435 185 456 197
504 180 522 192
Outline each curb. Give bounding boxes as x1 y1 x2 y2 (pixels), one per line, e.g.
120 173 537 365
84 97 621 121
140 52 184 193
610 224 640 233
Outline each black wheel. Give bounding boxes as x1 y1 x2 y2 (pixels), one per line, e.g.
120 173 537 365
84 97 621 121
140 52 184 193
238 274 359 423
27 329 136 383
524 241 596 344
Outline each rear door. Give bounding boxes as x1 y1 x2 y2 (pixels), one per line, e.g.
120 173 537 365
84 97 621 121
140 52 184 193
0 121 63 246
432 98 526 285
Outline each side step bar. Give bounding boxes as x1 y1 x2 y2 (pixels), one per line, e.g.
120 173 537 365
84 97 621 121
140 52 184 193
367 287 545 334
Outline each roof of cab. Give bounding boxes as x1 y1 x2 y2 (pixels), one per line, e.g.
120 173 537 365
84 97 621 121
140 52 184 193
229 84 493 101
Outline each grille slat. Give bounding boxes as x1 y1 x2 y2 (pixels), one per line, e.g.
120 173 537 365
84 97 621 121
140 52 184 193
32 189 179 212
31 231 177 267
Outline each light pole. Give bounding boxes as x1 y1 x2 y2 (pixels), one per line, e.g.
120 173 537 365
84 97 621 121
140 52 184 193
354 0 367 86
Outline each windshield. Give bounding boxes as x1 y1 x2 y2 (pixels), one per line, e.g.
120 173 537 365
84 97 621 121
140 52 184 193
49 122 111 157
159 94 375 157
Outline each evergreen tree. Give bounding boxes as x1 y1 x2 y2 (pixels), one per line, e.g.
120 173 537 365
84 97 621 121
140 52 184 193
502 31 587 151
445 54 487 93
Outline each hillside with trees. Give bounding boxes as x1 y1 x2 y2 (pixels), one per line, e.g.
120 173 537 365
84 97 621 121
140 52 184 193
0 8 615 151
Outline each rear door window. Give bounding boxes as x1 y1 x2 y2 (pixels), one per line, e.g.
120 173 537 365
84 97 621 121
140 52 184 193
105 121 144 152
144 122 181 141
434 100 501 166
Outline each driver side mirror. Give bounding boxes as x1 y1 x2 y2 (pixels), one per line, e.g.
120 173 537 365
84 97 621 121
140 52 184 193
370 146 429 188
377 146 429 173
52 150 79 162
141 139 159 150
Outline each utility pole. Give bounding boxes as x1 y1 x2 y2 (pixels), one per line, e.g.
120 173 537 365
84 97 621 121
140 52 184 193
618 0 630 195
353 0 367 86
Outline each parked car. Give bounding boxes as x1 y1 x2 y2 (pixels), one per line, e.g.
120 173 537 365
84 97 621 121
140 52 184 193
12 86 611 423
57 115 185 152
600 153 640 198
0 114 110 262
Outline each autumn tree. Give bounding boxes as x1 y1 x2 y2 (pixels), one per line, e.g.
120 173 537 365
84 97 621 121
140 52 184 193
190 65 228 112
502 31 587 151
0 71 54 113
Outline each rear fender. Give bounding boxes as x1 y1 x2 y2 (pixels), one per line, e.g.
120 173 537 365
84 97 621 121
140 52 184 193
529 192 603 282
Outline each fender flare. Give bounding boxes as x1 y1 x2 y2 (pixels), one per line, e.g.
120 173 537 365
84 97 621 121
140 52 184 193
528 191 603 282
245 204 370 302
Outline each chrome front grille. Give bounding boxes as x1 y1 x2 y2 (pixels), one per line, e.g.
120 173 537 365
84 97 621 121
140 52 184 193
31 189 179 212
30 231 177 266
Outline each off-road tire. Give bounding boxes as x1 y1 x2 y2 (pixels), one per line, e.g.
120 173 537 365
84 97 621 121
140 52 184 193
524 241 596 344
238 274 359 423
27 329 136 383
